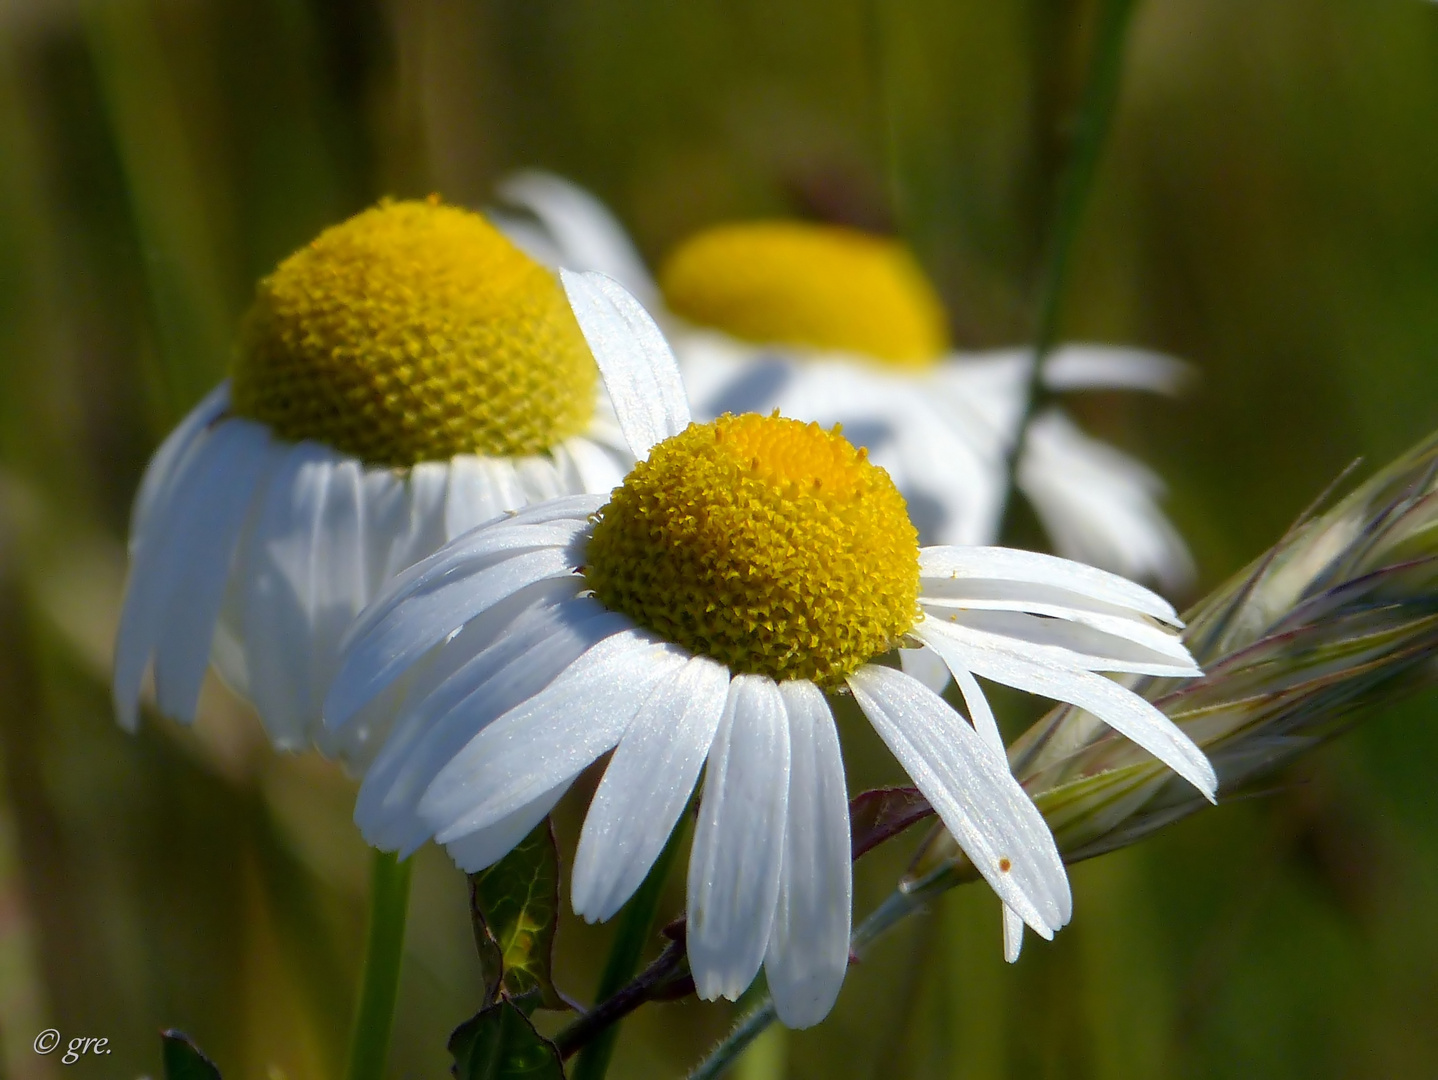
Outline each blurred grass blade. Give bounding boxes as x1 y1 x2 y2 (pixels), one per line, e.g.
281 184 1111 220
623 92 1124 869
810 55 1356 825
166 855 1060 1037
161 1030 222 1080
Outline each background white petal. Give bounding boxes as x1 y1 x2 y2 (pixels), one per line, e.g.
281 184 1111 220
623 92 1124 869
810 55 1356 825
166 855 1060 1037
764 681 851 1029
687 675 791 1003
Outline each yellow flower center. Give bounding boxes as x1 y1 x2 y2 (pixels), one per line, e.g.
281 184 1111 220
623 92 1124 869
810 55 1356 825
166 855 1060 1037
657 221 949 368
585 413 920 685
231 197 596 466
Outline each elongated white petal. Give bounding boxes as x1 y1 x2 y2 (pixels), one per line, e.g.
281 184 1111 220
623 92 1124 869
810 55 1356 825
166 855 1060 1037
326 538 585 731
572 656 731 922
764 681 851 1029
114 418 273 730
560 435 629 499
1041 344 1192 396
847 664 1070 935
130 381 231 552
951 664 1003 755
442 455 525 540
1002 905 1025 963
356 587 604 852
918 620 1217 801
422 630 689 841
919 605 1199 677
561 269 689 458
498 170 659 304
442 779 571 874
688 675 791 1002
899 646 951 694
919 545 1182 625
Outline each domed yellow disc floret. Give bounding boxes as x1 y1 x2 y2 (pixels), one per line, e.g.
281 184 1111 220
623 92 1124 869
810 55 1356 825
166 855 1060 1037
658 221 949 368
585 413 920 685
231 197 596 466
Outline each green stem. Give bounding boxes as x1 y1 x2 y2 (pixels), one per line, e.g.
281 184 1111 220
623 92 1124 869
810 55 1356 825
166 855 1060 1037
685 887 928 1080
571 824 686 1080
998 0 1142 534
344 850 413 1080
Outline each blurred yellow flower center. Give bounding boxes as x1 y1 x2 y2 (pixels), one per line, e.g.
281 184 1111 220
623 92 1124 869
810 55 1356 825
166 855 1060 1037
586 413 920 685
231 197 596 466
657 222 949 368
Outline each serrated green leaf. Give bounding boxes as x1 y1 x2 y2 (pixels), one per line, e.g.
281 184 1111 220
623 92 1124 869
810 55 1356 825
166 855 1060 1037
161 1030 221 1080
469 819 565 1011
449 1001 565 1080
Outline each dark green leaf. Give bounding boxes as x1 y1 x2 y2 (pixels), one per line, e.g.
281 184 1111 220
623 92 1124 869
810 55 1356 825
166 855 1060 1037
161 1030 221 1080
469 818 566 1010
849 786 932 861
449 1001 565 1080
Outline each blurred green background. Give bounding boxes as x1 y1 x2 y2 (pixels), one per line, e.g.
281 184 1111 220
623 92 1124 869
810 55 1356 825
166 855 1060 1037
1 0 1436 1077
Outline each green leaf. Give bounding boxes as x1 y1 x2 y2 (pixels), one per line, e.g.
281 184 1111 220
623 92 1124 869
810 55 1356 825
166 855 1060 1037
469 818 566 1011
449 1001 565 1080
161 1030 221 1080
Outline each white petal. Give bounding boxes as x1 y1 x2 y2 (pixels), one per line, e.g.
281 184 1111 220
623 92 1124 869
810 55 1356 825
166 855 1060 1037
421 630 690 841
130 382 231 552
846 664 1070 936
497 170 659 304
442 455 526 540
918 544 1182 625
325 532 586 731
764 681 851 1029
951 664 1003 756
917 623 1217 801
899 646 951 694
389 460 450 572
559 435 628 498
1041 344 1192 396
441 779 571 873
1002 905 1025 963
114 418 274 729
354 588 610 850
571 655 731 922
687 675 791 1003
560 269 689 458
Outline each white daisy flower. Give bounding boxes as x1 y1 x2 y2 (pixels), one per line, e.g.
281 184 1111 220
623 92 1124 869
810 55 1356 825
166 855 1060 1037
324 270 1215 1027
114 198 632 768
496 170 1195 591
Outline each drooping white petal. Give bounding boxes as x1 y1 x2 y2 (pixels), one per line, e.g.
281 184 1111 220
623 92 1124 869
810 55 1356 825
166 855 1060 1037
899 646 951 694
442 778 572 874
114 418 274 730
917 620 1217 801
560 269 690 458
764 681 851 1029
558 435 628 500
846 664 1070 936
497 170 659 304
571 655 731 922
442 455 527 540
687 675 791 1003
918 544 1182 625
951 664 1003 755
1002 905 1025 963
422 630 690 842
130 381 232 553
1041 344 1192 397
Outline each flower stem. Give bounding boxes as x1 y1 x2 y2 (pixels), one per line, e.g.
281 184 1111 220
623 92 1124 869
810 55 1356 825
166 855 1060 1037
571 823 686 1080
685 886 928 1080
344 850 413 1080
998 0 1142 533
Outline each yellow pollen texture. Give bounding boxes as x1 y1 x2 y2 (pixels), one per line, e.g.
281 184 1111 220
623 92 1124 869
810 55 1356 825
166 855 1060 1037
658 221 950 367
585 413 920 685
231 197 596 466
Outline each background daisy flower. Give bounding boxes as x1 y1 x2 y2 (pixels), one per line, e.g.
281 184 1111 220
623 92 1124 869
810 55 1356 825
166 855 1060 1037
113 198 632 767
324 270 1215 1027
495 170 1195 589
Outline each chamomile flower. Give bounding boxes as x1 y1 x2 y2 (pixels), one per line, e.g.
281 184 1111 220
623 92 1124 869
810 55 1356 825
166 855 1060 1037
324 271 1215 1027
114 198 630 767
497 170 1195 590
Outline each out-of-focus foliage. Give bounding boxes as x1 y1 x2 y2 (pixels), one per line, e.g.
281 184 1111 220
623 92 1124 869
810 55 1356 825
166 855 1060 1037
0 1 1435 1078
